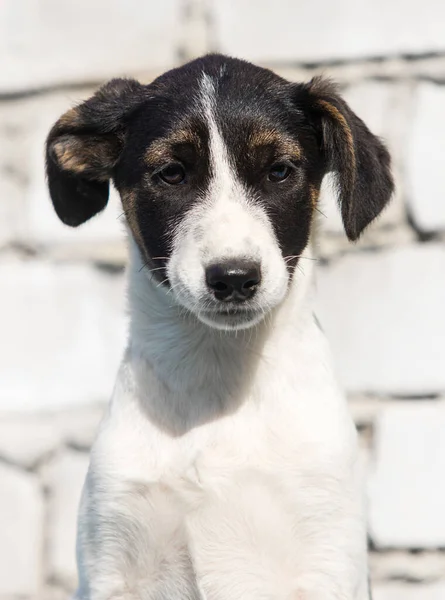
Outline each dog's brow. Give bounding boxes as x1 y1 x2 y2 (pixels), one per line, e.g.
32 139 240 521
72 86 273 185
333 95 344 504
248 129 302 159
145 129 202 164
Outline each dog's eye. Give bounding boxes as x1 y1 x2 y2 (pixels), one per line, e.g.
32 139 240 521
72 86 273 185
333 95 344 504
268 163 292 183
158 163 186 185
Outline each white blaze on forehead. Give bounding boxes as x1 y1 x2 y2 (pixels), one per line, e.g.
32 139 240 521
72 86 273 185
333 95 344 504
195 72 278 262
199 72 245 205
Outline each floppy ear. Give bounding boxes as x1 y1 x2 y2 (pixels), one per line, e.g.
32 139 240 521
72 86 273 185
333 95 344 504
302 77 394 241
46 78 146 226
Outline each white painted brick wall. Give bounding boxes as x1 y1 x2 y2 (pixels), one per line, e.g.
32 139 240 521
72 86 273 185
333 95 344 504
0 0 181 93
1 1 445 597
315 244 445 396
46 451 90 587
374 582 445 600
369 403 445 549
213 0 445 62
0 262 126 411
0 464 44 595
407 83 445 233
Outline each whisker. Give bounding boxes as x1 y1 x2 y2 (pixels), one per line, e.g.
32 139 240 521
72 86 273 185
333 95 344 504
116 208 134 220
138 257 170 272
139 260 165 274
138 261 149 273
156 277 170 288
314 206 327 218
283 255 318 262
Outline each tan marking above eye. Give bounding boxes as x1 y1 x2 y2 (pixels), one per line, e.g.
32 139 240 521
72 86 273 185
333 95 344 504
144 129 202 165
170 128 202 147
248 129 302 161
248 129 281 147
144 140 172 165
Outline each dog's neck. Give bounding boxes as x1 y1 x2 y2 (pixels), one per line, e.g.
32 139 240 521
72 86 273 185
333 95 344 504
124 236 317 433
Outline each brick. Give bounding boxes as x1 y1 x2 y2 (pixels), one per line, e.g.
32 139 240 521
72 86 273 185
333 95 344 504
277 56 445 88
0 463 44 595
213 0 445 63
46 450 89 587
373 582 445 600
370 551 445 584
0 416 62 469
368 403 445 548
316 224 416 261
0 178 24 248
0 110 28 248
0 0 180 93
348 395 384 429
40 585 69 600
406 83 445 232
55 405 105 450
0 261 126 411
0 406 103 467
315 243 445 395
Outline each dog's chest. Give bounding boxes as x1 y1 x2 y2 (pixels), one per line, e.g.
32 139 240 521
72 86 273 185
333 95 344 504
159 404 327 594
109 345 345 495
129 385 329 524
174 409 287 496
94 349 355 595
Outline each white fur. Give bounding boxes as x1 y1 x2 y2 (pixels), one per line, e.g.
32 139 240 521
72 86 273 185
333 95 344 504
73 74 370 600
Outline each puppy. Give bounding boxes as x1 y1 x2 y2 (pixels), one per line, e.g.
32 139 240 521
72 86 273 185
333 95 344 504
46 54 393 600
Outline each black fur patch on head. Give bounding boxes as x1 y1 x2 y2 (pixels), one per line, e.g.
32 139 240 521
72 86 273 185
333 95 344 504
46 54 394 278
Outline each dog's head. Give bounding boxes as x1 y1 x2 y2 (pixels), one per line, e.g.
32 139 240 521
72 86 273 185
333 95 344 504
46 55 393 331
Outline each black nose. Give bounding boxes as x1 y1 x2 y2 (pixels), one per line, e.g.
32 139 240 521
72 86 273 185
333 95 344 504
205 261 261 302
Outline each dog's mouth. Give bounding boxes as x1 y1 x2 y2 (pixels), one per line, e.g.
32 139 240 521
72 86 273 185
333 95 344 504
197 306 265 331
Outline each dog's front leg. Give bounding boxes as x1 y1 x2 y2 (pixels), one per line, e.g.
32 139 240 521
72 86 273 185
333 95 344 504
73 470 201 600
289 465 370 600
